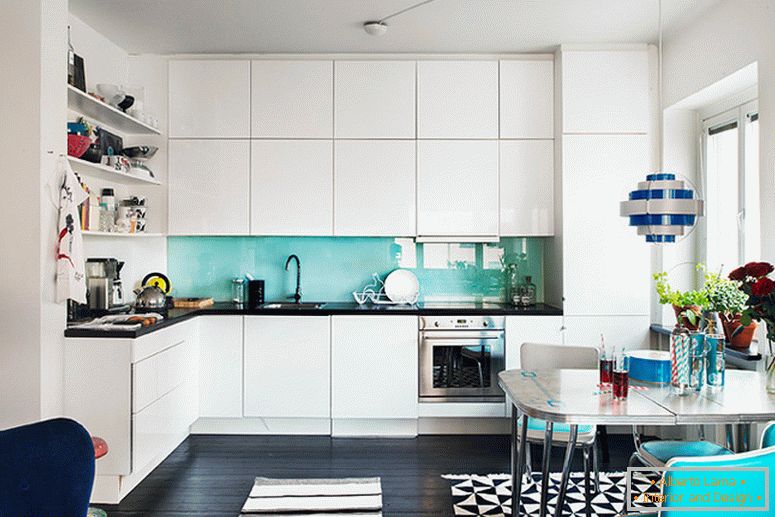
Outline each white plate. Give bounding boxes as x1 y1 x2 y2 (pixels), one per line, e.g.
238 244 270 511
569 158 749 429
384 269 419 303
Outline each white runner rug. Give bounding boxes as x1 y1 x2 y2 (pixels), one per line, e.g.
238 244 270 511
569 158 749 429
240 477 383 516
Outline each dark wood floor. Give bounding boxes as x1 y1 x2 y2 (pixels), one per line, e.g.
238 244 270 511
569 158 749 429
101 433 636 516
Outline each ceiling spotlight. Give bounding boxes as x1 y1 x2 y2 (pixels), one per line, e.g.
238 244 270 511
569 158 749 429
363 21 388 36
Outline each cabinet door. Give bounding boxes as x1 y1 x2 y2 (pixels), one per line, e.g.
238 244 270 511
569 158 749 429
252 60 333 138
417 61 498 138
563 315 650 351
505 316 564 369
168 60 250 138
168 139 250 235
417 140 498 238
331 316 418 419
334 140 415 236
499 60 554 139
561 49 650 134
244 316 330 418
562 134 650 316
499 140 554 236
199 316 243 418
334 61 416 138
251 140 333 235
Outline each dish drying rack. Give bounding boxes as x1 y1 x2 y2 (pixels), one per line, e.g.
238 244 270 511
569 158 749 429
353 273 419 306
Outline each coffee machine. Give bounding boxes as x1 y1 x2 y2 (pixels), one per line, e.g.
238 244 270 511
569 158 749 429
86 258 128 313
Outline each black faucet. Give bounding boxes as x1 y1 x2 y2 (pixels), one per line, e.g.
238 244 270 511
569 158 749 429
285 254 302 303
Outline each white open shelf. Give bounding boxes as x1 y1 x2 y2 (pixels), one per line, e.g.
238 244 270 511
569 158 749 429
68 157 161 186
68 85 161 135
82 231 165 238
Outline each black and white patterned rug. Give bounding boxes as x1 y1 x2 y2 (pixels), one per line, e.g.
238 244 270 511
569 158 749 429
445 471 661 516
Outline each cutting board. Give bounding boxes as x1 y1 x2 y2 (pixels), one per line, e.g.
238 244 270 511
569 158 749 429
173 297 215 308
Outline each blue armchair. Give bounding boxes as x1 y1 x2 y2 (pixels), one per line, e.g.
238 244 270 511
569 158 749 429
0 418 95 517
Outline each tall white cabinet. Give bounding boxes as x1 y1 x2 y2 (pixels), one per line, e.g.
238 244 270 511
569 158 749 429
550 46 654 350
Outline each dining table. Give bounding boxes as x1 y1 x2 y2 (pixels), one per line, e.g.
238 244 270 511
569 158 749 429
498 368 775 517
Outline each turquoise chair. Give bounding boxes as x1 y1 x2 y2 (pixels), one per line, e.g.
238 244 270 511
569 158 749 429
518 342 601 492
761 421 775 448
631 432 733 467
632 446 775 517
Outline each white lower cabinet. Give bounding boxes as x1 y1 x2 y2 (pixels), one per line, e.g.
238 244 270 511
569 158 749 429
243 316 330 418
505 316 564 369
199 316 244 418
331 316 418 432
562 315 650 350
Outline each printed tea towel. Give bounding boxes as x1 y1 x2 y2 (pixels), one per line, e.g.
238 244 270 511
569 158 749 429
49 157 88 303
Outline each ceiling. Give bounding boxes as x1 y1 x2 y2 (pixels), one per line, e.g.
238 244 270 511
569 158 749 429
69 0 720 55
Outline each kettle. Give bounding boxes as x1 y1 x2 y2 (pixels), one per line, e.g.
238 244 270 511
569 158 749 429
134 272 171 311
134 285 167 310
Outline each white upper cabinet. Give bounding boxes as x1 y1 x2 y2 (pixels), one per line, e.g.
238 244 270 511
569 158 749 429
251 140 333 235
417 140 499 238
562 134 651 316
499 59 554 139
334 140 415 236
561 49 650 134
244 316 330 419
168 139 250 235
252 60 333 138
499 140 554 236
334 61 416 138
417 61 498 138
168 60 250 138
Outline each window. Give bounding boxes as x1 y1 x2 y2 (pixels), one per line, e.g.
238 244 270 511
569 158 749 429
702 100 759 273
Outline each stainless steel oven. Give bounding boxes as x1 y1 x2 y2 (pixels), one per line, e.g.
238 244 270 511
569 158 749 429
419 316 505 402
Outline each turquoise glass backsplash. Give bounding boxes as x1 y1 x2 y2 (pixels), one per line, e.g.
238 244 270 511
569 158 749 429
167 236 544 303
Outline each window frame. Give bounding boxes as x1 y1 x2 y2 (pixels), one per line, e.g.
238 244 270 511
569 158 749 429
700 98 758 270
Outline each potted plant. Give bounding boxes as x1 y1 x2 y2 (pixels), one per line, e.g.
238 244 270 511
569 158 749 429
730 261 775 392
702 269 755 349
653 270 707 331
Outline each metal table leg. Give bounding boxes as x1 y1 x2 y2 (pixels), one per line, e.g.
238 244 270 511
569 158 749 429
725 424 735 451
511 409 528 517
553 424 578 517
539 422 554 517
738 423 751 452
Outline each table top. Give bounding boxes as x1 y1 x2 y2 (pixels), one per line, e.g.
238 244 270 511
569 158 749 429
498 369 775 426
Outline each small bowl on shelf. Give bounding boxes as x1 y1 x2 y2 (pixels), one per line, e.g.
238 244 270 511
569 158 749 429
67 134 91 158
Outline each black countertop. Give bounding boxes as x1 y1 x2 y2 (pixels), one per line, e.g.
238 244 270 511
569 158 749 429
65 301 563 339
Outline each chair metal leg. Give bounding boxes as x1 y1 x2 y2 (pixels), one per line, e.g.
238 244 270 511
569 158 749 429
525 442 533 477
725 424 735 451
698 424 706 441
539 422 554 517
511 411 528 517
592 439 600 493
598 425 610 464
554 424 578 517
583 446 592 517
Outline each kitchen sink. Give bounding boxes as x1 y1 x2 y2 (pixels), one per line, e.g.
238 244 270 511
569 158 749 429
260 302 327 310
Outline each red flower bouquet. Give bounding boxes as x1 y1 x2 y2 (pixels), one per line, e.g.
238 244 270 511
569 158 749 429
732 261 775 350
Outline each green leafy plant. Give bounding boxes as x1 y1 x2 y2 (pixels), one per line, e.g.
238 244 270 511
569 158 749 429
702 269 748 317
653 267 708 327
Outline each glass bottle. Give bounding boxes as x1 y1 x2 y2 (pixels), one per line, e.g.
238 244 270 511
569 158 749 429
518 276 537 307
671 325 691 396
506 263 520 306
704 311 725 390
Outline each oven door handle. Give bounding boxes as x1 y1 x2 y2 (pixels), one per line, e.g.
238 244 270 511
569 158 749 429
421 331 503 340
421 338 500 347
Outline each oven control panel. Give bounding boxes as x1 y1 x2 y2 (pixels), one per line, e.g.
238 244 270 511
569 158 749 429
419 316 505 330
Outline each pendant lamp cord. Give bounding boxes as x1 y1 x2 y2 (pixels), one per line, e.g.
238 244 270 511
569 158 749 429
658 0 664 171
378 0 439 23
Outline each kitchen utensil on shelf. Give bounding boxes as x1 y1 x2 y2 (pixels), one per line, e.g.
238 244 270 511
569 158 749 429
134 285 167 311
95 84 124 107
117 95 134 112
96 127 123 157
122 146 158 178
67 134 91 158
232 278 246 305
383 269 420 304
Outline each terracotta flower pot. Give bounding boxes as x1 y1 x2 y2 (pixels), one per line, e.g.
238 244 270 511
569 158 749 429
722 315 758 350
672 304 702 331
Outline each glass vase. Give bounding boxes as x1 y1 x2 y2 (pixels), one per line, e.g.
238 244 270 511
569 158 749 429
766 353 775 394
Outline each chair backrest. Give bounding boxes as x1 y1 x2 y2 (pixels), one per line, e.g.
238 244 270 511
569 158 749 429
520 342 599 371
660 447 775 516
0 418 94 517
761 421 775 448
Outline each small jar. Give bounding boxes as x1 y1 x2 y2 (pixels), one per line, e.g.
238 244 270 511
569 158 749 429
231 277 246 305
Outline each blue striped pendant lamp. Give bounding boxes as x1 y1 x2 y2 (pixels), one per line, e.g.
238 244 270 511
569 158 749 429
620 173 704 243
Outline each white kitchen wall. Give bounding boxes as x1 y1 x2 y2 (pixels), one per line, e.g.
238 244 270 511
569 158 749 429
662 0 775 263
